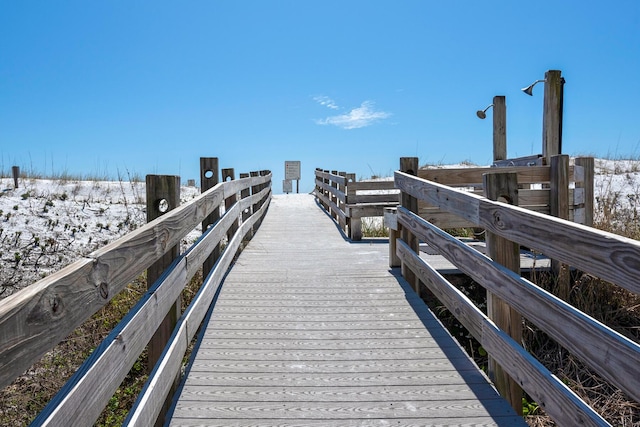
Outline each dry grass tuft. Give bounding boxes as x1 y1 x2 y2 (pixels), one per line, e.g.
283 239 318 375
522 269 640 426
361 217 389 238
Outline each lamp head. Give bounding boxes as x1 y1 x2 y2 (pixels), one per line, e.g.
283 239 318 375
521 79 546 96
476 104 494 120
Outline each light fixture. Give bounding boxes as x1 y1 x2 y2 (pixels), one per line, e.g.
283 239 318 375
157 198 169 213
476 104 494 119
521 79 546 96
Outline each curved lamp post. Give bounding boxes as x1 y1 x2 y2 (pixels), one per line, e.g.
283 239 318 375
476 104 494 119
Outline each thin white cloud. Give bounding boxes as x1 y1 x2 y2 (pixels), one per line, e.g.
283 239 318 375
313 95 339 110
315 101 391 130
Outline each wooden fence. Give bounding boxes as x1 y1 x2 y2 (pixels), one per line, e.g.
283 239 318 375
0 161 272 426
315 155 594 239
417 155 594 228
390 157 639 427
314 168 399 240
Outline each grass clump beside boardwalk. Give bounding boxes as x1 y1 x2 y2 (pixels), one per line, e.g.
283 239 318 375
361 217 389 238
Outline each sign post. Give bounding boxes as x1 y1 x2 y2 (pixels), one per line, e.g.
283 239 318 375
284 161 301 193
283 179 293 194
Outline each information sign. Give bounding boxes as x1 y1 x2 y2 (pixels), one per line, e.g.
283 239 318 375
285 161 301 180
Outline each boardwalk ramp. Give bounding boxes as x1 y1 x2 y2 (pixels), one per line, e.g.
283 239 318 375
169 194 525 426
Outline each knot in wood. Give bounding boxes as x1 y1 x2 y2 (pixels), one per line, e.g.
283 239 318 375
159 229 169 251
99 282 109 300
27 290 65 324
492 211 505 229
50 295 62 314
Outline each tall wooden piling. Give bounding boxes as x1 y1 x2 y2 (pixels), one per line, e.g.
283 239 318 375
145 174 181 426
483 171 523 415
201 158 220 279
400 157 420 294
492 96 507 162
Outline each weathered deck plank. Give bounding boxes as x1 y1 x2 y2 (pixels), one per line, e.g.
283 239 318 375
169 194 526 426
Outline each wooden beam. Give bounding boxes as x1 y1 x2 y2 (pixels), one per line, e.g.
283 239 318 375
418 165 553 186
250 171 260 237
550 154 570 300
493 95 506 162
12 165 19 188
400 157 419 293
201 157 220 278
483 172 523 415
240 172 250 225
145 174 181 427
574 157 594 227
222 168 238 241
543 70 564 163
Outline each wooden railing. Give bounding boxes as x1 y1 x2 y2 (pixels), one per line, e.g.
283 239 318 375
417 155 594 228
390 159 639 427
0 162 272 426
314 168 399 240
315 155 593 240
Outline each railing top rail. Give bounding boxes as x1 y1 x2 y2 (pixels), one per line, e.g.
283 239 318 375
315 169 347 186
418 164 586 186
349 180 397 192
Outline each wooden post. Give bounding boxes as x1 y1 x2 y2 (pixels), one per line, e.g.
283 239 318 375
550 155 570 220
323 169 330 211
145 174 181 427
222 168 238 241
400 157 420 293
255 170 269 230
345 173 356 239
12 166 20 189
315 168 324 208
331 170 338 220
574 157 594 227
483 172 523 415
250 171 260 236
338 172 347 232
201 158 220 279
240 172 250 226
385 207 401 268
550 154 571 300
260 170 270 207
347 180 362 241
493 96 507 162
543 70 564 164
351 218 362 241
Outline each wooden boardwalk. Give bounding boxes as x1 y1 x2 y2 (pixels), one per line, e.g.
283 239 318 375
168 194 526 426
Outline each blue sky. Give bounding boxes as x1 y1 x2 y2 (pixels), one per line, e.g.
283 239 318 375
1 1 639 193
